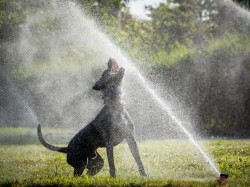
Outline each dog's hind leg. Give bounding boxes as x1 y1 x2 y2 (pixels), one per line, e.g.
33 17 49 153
86 152 104 176
74 163 87 176
73 158 88 176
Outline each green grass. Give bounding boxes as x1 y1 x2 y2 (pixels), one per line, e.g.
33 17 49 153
0 128 249 186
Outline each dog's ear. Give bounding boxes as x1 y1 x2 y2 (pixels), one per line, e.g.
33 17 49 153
108 58 113 69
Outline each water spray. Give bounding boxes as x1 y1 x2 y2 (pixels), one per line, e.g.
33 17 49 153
122 59 221 176
0 69 38 126
68 4 222 177
120 57 230 182
14 0 228 179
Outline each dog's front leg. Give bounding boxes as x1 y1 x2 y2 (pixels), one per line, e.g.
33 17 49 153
126 135 147 177
106 142 116 177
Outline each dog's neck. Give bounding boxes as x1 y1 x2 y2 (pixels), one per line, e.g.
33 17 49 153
103 96 123 108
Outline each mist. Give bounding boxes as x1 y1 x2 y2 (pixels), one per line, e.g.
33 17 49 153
0 0 249 139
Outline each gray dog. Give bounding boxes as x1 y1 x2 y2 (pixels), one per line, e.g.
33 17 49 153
37 58 147 177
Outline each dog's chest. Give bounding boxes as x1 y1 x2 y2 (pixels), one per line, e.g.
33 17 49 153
96 110 129 144
93 103 134 146
109 111 133 144
111 110 126 126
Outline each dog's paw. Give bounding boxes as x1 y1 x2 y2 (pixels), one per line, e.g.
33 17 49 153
139 170 148 178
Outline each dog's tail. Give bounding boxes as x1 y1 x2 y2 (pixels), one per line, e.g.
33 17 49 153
37 124 68 153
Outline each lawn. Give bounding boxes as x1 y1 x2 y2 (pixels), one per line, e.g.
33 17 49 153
0 128 249 186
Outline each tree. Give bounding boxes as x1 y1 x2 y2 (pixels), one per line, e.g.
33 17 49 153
76 0 128 18
148 2 197 50
233 0 250 9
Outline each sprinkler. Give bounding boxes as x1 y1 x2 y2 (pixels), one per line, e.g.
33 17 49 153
217 173 228 186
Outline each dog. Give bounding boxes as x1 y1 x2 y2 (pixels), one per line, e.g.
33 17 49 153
37 59 147 177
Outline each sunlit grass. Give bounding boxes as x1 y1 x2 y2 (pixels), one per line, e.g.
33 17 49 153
0 128 249 186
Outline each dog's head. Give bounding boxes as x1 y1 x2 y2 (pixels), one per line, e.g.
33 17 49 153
108 58 119 74
93 58 122 91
